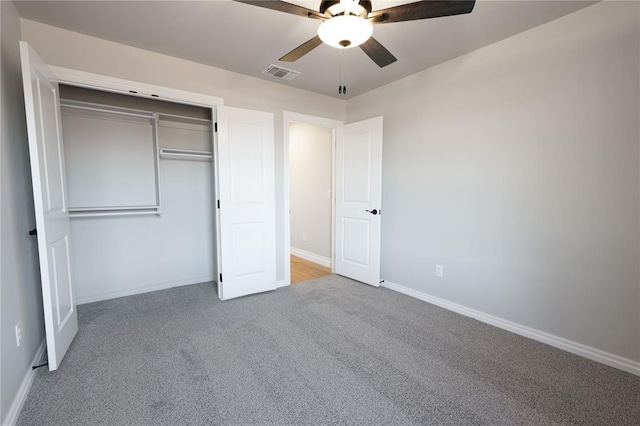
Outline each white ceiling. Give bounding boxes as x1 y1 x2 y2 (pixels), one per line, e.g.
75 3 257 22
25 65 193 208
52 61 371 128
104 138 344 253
14 0 596 99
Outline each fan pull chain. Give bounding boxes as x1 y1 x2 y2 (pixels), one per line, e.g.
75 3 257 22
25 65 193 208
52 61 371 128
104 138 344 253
339 49 347 95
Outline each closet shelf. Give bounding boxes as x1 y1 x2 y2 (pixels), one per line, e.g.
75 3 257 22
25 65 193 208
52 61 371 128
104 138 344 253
61 100 155 120
159 148 213 161
157 113 212 125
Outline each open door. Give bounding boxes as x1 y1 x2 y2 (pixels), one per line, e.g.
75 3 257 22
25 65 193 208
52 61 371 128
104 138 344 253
334 117 383 286
20 41 78 370
217 106 276 299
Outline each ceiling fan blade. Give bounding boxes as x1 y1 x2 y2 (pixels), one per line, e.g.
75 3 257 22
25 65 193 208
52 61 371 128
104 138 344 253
368 0 475 24
233 0 324 20
280 36 324 62
360 37 397 68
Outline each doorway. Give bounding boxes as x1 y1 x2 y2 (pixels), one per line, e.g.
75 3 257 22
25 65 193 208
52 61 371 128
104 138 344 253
289 122 332 283
283 112 343 285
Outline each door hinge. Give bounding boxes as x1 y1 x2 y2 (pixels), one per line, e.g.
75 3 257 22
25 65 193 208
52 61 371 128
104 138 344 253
214 122 218 133
217 200 220 209
219 273 223 283
29 228 37 236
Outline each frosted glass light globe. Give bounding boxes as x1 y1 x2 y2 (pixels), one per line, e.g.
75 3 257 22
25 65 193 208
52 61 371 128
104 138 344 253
318 15 373 49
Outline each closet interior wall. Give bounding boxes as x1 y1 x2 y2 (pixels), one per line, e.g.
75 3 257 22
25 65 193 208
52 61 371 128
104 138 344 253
59 85 217 303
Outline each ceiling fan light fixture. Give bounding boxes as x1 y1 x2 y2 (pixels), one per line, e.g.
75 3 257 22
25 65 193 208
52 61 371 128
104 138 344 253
317 15 373 49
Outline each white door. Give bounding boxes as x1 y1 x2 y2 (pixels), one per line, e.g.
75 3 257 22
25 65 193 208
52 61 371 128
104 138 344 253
335 117 383 286
20 41 78 370
217 107 276 299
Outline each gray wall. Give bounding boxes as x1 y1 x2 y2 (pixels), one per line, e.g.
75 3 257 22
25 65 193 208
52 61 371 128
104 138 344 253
0 1 45 423
347 1 640 362
290 123 333 261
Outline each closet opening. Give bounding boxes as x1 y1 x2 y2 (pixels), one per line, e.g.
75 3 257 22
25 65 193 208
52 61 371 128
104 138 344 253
59 85 218 304
286 117 339 285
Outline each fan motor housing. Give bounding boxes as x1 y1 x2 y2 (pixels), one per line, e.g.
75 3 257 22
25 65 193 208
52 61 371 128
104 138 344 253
320 0 372 17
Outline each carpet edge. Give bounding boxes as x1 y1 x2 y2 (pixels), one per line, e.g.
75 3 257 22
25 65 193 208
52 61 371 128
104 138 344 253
381 280 640 377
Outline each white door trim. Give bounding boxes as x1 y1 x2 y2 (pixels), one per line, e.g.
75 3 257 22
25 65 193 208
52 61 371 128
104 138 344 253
49 66 224 108
283 111 343 286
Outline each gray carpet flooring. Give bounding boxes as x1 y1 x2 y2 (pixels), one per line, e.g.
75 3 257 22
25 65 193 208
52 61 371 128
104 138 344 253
18 275 640 425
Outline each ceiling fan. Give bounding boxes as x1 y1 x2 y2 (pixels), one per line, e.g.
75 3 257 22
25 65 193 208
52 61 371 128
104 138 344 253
234 0 476 68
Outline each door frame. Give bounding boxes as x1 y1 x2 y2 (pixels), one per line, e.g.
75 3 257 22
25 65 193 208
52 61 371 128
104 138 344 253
47 66 225 291
50 66 223 109
283 111 343 286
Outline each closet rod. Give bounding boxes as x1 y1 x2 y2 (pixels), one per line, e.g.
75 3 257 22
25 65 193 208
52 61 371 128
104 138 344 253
159 149 213 160
70 210 160 218
60 103 155 120
69 205 160 212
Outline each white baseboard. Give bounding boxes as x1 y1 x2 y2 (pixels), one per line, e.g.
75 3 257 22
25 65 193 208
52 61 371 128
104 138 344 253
3 339 46 426
290 247 332 268
381 280 640 377
76 276 215 305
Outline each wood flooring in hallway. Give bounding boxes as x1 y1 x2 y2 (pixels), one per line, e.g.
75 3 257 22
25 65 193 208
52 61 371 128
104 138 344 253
290 255 332 284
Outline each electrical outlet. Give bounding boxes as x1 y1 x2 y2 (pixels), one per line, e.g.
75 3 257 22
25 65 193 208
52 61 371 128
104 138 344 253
302 233 307 242
435 264 444 278
15 322 22 347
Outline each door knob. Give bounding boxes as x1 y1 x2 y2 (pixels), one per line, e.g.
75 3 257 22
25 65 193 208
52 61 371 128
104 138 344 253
365 209 378 215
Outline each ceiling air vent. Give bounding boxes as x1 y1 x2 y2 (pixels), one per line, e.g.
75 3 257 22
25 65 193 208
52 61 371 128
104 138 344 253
262 64 301 81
